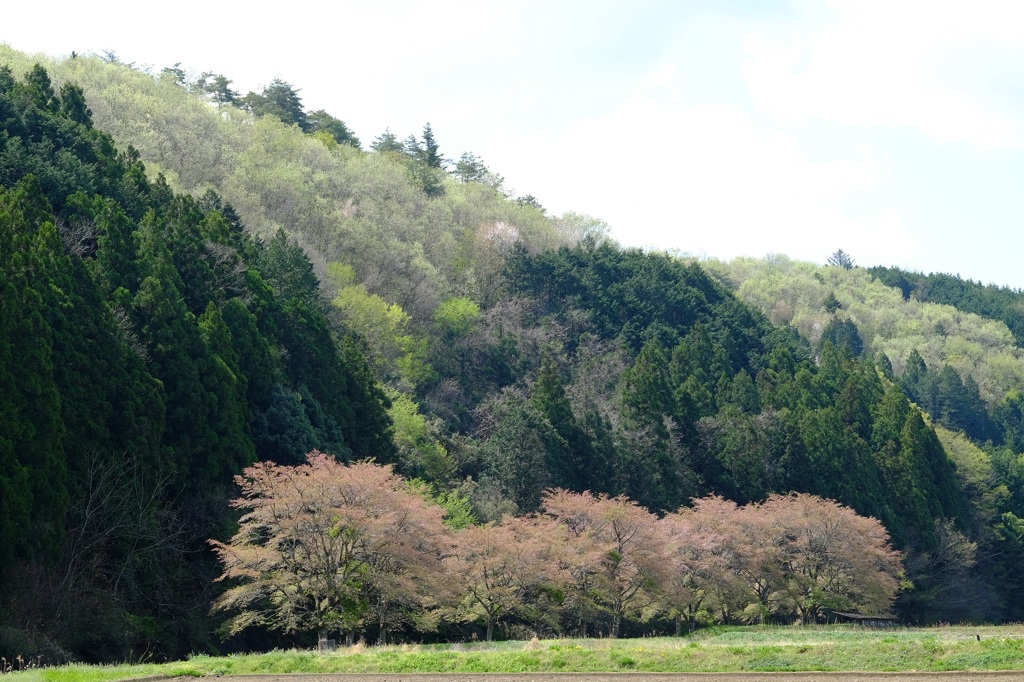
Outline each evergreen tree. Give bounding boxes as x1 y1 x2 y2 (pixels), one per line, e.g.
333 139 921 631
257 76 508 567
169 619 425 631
195 73 239 107
307 109 360 148
454 152 488 183
417 123 443 169
820 317 864 358
370 127 404 153
530 354 600 491
242 79 309 131
827 249 854 269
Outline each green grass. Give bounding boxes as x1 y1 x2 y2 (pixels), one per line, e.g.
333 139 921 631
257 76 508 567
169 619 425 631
7 625 1024 680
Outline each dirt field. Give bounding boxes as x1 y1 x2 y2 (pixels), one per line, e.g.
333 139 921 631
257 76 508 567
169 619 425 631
216 673 1024 682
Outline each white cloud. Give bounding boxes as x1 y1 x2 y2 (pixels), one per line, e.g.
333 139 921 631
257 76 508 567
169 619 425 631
741 0 1024 150
488 97 909 266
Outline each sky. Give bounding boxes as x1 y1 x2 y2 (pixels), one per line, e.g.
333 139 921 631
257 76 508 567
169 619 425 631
4 0 1024 288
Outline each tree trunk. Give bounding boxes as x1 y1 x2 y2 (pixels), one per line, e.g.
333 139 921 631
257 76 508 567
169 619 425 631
674 614 682 637
486 616 494 642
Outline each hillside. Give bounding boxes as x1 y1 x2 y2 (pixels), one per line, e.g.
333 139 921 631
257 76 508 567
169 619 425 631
869 266 1024 347
705 256 1024 404
2 51 1024 660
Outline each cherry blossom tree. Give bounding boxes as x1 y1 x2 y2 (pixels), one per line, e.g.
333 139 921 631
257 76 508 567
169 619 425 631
445 514 562 641
543 489 669 637
764 493 902 623
210 452 448 644
659 498 736 634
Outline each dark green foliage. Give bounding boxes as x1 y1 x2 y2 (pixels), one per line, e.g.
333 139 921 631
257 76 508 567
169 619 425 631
0 65 392 661
822 291 842 314
194 72 239 107
307 109 360 148
0 180 68 569
241 78 309 131
997 390 1024 454
501 244 964 547
161 63 188 87
454 152 489 183
58 83 91 125
255 228 321 308
515 195 545 212
827 249 854 269
819 318 864 357
876 351 894 379
505 241 787 360
369 124 446 196
529 355 606 493
900 351 999 443
254 386 316 463
479 394 565 513
621 338 675 429
416 123 443 169
370 127 404 153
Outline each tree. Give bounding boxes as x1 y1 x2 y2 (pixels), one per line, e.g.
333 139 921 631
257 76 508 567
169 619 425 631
242 79 309 132
417 123 443 169
530 354 601 492
453 152 488 183
819 318 863 358
445 515 562 641
822 291 842 315
763 493 902 623
543 489 669 637
658 503 734 634
307 110 360 148
161 63 188 87
256 228 320 308
478 393 565 513
827 249 854 269
370 128 404 153
194 72 239 107
59 83 92 126
210 452 448 644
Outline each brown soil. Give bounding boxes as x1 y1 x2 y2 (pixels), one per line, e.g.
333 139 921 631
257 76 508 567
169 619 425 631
212 673 1024 682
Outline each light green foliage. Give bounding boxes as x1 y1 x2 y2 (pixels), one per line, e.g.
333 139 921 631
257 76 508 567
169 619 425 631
388 390 456 482
707 254 1024 405
1 45 562 324
434 296 481 336
20 626 1024 676
553 211 612 247
405 477 477 529
331 274 433 388
935 425 1008 528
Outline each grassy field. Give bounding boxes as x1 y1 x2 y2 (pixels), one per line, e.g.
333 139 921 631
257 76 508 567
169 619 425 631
6 625 1024 682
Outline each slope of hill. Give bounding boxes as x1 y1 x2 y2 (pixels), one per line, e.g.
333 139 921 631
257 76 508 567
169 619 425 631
0 45 568 322
0 61 391 661
3 50 1024 659
869 265 1024 347
704 255 1024 407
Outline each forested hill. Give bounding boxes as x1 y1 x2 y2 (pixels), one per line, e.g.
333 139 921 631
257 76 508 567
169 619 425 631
2 51 1024 661
0 63 391 660
868 266 1024 347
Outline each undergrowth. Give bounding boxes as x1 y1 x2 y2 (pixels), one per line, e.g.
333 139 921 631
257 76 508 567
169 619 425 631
5 624 1024 681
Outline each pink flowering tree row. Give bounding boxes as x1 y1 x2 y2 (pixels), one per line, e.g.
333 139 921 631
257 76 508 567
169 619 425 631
211 452 903 643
